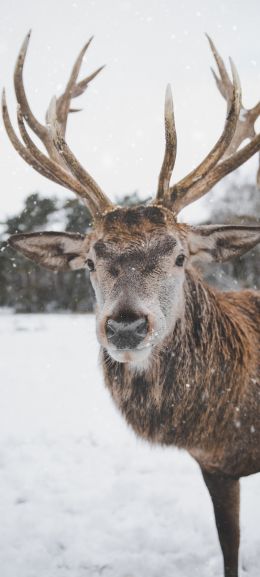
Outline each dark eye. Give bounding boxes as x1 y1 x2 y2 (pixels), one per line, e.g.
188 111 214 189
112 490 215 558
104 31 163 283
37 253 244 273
175 254 185 267
86 258 95 272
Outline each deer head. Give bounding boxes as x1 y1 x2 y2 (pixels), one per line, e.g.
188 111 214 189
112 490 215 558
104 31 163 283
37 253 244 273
4 33 260 367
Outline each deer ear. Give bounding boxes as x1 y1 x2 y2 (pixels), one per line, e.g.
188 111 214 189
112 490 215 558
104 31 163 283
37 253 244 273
187 225 260 263
9 231 89 271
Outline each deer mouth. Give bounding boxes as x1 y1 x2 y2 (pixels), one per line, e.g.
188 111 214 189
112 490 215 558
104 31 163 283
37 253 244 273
106 344 153 365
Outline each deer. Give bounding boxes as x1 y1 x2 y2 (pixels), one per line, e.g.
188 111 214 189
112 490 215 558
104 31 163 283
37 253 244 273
3 31 260 577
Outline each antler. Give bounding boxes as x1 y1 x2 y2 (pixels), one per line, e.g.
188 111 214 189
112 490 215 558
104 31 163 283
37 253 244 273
155 37 260 214
2 31 113 219
157 84 177 203
4 33 259 220
207 36 260 158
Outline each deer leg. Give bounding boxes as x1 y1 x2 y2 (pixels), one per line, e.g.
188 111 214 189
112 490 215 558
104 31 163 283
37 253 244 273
200 468 240 577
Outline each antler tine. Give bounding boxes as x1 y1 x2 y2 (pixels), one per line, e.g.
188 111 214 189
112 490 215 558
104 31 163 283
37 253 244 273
72 65 105 98
156 84 177 203
206 34 233 101
168 57 241 210
54 36 105 137
47 97 112 213
14 31 46 139
207 34 260 159
2 89 63 186
14 31 62 165
208 35 260 187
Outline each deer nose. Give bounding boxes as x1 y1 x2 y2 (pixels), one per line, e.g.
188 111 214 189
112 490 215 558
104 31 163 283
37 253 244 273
106 315 148 349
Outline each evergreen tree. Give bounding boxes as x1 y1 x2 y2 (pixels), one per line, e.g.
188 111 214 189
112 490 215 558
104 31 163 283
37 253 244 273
0 193 95 312
203 181 260 291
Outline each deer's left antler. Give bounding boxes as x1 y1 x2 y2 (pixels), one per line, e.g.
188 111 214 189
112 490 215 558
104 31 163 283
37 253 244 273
155 36 260 214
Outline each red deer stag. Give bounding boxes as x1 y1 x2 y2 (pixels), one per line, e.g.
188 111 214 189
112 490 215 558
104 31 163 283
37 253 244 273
3 32 260 577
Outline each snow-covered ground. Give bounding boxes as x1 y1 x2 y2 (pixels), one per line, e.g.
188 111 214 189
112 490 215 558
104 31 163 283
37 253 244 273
0 313 259 577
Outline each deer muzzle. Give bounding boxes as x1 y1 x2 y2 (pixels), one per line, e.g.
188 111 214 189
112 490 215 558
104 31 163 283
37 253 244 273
106 315 149 350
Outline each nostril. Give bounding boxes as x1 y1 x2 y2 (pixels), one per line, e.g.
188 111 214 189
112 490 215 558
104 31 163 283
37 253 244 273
135 318 148 337
106 319 117 339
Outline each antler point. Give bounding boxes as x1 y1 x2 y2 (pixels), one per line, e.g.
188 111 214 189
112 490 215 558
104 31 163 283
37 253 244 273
229 57 241 95
205 33 215 50
165 84 173 107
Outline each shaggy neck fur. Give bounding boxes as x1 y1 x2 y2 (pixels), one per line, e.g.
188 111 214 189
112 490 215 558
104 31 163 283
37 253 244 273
102 269 259 473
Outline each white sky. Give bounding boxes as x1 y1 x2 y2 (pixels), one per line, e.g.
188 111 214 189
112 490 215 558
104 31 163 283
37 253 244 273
0 0 259 222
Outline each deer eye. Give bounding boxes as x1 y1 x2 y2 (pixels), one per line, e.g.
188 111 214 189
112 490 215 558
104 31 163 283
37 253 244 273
175 254 185 267
86 258 95 272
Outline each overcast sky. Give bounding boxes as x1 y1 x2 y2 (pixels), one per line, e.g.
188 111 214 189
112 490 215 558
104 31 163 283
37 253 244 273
0 0 259 222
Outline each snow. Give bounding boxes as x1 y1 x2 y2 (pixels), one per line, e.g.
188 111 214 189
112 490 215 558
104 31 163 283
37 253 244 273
0 313 259 577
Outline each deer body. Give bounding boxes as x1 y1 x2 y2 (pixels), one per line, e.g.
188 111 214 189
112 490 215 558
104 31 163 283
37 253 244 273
3 33 260 577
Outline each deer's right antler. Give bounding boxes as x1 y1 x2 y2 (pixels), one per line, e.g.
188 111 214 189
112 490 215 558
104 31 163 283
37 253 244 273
207 35 260 187
2 31 113 220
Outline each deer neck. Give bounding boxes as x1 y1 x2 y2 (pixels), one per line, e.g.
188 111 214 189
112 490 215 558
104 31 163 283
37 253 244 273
101 269 252 449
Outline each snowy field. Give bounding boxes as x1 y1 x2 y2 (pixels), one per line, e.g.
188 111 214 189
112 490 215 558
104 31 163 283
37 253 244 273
0 313 259 577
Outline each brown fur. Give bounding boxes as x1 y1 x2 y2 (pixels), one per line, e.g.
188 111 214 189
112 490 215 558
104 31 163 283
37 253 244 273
102 269 260 478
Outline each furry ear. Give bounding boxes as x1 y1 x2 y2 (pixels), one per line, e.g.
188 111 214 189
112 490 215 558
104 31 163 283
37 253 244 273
9 231 89 271
187 225 260 263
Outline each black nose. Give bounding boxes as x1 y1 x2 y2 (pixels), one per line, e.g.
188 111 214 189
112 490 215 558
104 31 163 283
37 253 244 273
106 314 148 349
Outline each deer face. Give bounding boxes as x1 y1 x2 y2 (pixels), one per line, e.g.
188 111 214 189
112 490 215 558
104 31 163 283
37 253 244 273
87 206 188 366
